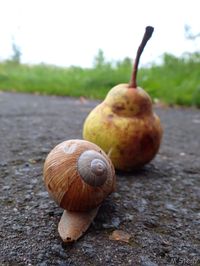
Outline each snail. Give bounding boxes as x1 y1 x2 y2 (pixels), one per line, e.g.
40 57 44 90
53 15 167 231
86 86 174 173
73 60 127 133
43 139 116 242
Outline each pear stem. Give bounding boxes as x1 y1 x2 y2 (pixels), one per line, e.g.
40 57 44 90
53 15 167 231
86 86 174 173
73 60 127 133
129 26 154 89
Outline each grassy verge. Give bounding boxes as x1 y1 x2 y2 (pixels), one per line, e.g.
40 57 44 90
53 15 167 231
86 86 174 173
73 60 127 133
0 52 200 107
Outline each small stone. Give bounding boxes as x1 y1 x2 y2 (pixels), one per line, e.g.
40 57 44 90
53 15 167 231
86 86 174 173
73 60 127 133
111 217 121 228
133 182 143 188
181 208 188 214
137 206 145 213
165 203 178 212
143 219 158 228
102 217 121 229
82 243 95 258
51 244 68 259
135 198 148 213
12 224 22 231
112 192 121 199
24 194 32 201
51 244 61 252
38 262 48 266
37 191 49 198
31 179 38 184
196 212 200 218
82 243 93 249
2 185 11 190
39 203 49 209
0 162 7 167
140 256 158 266
25 184 34 189
37 254 44 261
28 158 37 164
105 255 112 263
192 119 200 124
57 260 69 266
123 213 134 222
161 240 171 246
25 226 32 233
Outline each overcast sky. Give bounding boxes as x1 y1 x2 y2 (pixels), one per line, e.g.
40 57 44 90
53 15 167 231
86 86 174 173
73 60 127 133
0 0 199 67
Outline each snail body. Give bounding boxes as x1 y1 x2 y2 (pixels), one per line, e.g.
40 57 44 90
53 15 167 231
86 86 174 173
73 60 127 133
43 139 116 242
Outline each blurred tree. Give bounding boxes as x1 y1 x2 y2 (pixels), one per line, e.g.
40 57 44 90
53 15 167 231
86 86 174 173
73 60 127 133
184 25 200 40
11 38 22 64
93 49 106 68
116 57 132 68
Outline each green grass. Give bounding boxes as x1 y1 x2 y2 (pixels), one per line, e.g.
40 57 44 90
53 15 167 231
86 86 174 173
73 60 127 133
0 52 200 107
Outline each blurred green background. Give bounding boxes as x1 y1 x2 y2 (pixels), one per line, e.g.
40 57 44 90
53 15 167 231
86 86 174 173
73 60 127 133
0 49 200 107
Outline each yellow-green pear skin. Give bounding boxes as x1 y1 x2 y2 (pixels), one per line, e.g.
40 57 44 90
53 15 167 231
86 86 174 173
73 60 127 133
83 84 163 171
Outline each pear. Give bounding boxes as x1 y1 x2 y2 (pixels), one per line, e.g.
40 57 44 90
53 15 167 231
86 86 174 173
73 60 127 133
83 26 163 171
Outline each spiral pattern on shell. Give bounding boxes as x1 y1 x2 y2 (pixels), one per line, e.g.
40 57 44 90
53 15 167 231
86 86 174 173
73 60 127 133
43 139 116 212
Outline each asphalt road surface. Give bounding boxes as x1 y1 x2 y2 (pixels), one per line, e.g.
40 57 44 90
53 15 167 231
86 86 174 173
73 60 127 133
0 92 200 266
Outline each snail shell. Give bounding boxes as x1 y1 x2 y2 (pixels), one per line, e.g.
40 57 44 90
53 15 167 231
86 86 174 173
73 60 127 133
43 139 115 212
